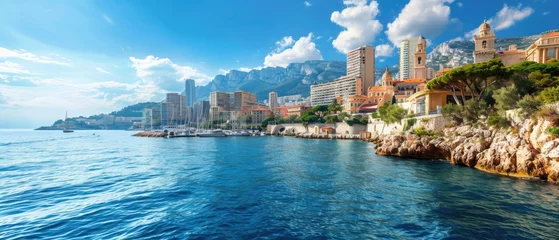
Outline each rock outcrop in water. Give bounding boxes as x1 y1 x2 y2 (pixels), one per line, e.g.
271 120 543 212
371 116 559 182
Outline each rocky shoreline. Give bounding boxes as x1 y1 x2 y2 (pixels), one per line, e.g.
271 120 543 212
368 116 559 183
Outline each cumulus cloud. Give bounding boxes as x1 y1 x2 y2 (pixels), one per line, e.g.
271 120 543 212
386 0 455 46
263 33 323 68
465 4 533 38
0 47 71 66
330 0 383 53
304 1 312 7
95 67 112 74
0 61 31 74
275 36 295 51
129 55 212 90
375 44 394 57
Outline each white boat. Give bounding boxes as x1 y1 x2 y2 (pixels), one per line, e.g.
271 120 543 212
227 130 251 136
197 129 227 137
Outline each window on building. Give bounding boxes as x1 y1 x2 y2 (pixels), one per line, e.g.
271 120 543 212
482 40 487 49
418 57 422 65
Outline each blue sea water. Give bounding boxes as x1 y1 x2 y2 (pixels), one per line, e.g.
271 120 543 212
0 130 558 239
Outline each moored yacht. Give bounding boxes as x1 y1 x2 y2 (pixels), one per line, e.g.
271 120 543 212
197 129 227 137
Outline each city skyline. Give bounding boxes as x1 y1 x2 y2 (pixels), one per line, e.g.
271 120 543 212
0 0 556 128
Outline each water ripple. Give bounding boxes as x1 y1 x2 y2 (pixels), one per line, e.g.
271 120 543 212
0 131 558 239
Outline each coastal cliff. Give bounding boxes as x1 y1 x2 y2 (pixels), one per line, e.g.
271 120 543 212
371 116 559 182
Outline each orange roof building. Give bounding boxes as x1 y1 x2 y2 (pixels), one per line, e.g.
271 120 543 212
526 30 559 63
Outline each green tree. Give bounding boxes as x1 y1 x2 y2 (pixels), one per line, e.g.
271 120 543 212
518 95 543 119
378 102 406 125
509 59 559 95
493 85 520 114
540 86 559 104
427 58 510 104
310 105 329 118
441 103 464 124
463 99 488 123
328 100 343 114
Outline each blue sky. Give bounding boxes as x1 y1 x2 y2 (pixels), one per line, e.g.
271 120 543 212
0 0 556 128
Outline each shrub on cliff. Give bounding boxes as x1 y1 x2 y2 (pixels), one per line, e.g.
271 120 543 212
493 85 520 114
487 114 510 129
540 86 559 104
441 104 463 124
547 127 559 137
518 95 543 119
404 118 417 131
464 99 489 123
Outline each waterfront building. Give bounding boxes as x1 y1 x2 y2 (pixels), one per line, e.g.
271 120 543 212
525 31 559 63
273 106 289 117
251 107 272 124
286 104 312 117
210 91 233 111
399 38 419 80
183 79 196 107
268 92 278 111
310 45 374 106
193 100 210 124
234 91 257 111
310 76 363 106
472 20 526 66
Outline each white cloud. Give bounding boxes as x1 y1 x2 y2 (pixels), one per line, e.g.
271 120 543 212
386 0 455 46
375 44 394 57
0 47 71 66
465 4 533 38
316 36 323 40
304 1 312 7
275 36 295 51
95 67 112 74
379 59 385 63
129 55 212 90
543 12 550 16
0 61 31 74
457 2 463 7
330 0 383 53
103 15 113 24
263 33 323 68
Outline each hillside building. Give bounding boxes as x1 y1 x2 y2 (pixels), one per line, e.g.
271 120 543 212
472 20 526 66
525 31 559 63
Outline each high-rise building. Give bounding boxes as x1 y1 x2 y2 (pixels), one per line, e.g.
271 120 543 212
414 36 427 79
183 79 196 107
310 45 373 106
399 38 419 80
210 91 233 111
426 67 435 80
234 91 257 111
193 100 210 124
268 92 278 111
346 46 375 91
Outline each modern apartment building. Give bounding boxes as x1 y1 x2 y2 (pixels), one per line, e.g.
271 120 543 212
346 46 375 91
310 45 373 106
399 38 419 80
234 91 257 111
210 91 233 111
183 79 196 107
268 92 278 111
310 76 363 106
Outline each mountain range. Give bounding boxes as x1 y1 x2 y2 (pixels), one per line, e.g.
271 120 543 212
191 33 545 101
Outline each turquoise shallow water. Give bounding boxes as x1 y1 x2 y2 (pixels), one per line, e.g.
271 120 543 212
0 130 558 239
